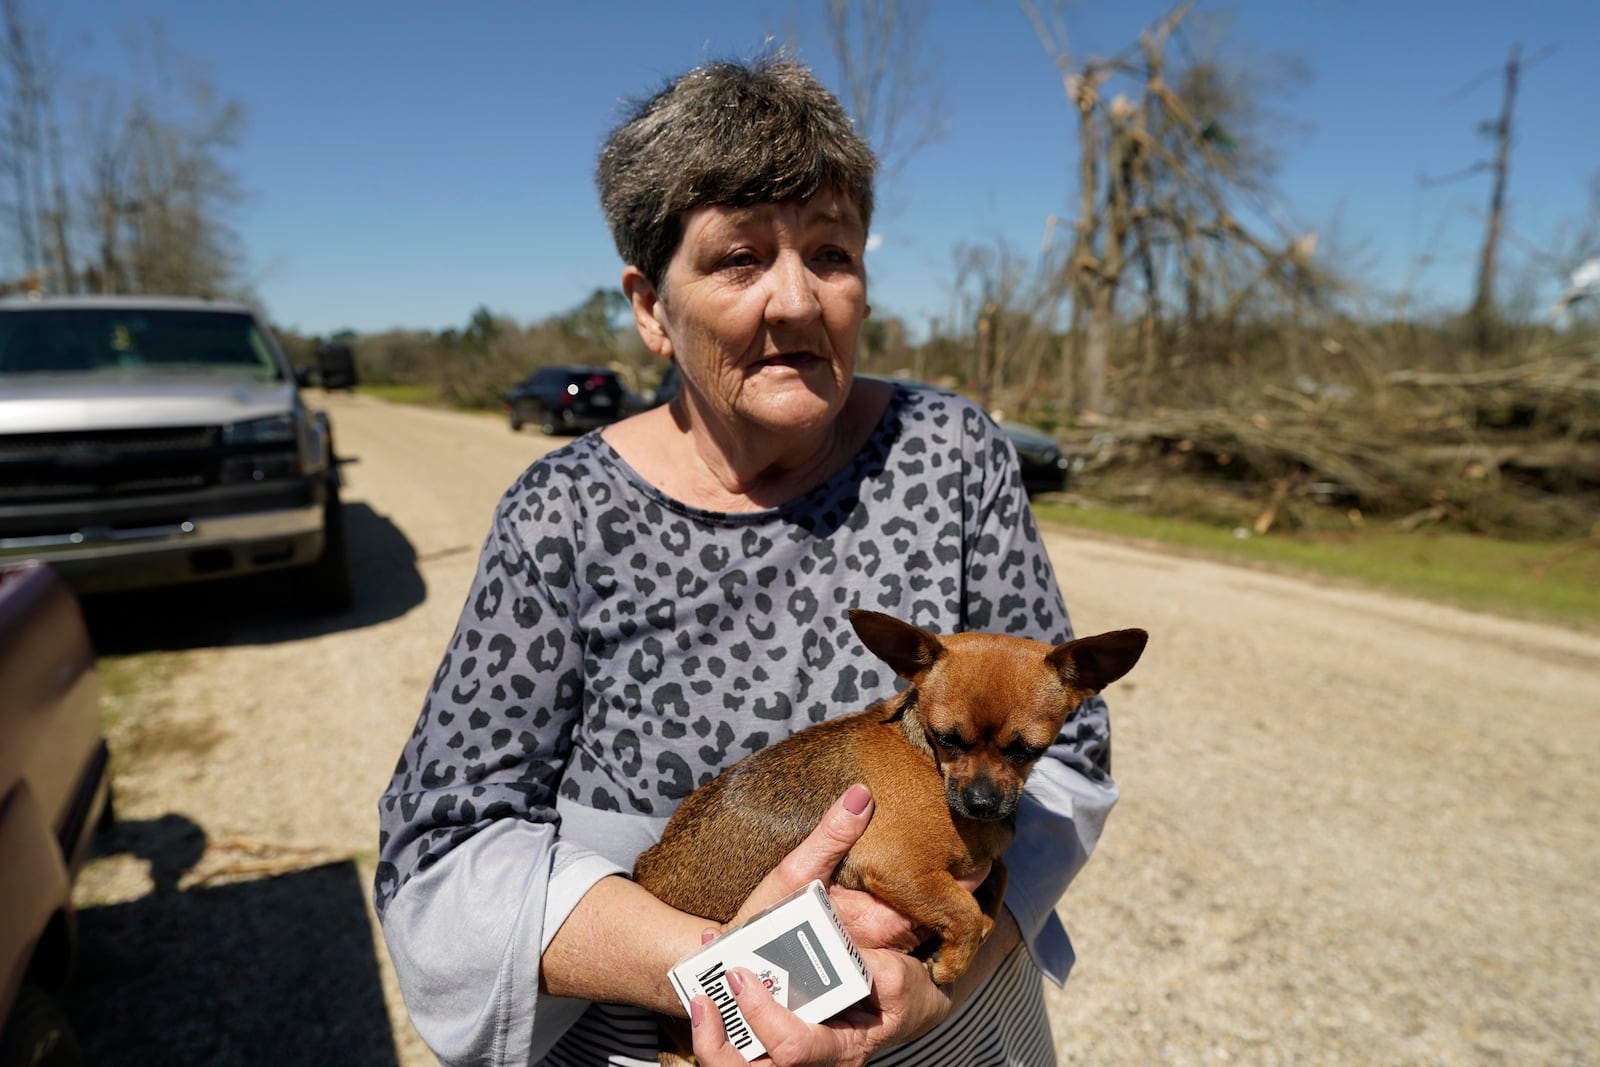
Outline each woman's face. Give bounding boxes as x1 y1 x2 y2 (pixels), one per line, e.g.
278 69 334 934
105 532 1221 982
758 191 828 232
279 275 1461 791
630 190 869 438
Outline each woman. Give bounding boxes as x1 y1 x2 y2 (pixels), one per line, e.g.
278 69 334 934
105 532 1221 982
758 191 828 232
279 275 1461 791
375 56 1116 1067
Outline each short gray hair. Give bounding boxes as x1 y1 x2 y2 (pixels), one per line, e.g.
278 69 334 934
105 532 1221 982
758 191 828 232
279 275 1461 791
596 55 877 287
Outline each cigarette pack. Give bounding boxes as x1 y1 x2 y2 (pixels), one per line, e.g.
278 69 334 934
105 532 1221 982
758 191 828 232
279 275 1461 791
666 879 873 1061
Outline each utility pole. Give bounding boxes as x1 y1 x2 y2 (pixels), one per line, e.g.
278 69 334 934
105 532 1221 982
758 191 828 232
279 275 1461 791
1470 43 1521 349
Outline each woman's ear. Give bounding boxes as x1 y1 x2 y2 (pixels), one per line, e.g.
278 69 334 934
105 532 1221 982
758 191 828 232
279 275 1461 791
622 266 673 359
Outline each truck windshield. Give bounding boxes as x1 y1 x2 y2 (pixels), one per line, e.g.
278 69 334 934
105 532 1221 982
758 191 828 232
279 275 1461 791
0 308 282 379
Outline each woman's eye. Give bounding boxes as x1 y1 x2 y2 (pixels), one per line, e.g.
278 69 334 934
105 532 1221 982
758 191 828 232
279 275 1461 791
721 249 760 269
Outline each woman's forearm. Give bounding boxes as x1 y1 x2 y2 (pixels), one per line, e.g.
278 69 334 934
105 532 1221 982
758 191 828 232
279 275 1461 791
541 873 710 1016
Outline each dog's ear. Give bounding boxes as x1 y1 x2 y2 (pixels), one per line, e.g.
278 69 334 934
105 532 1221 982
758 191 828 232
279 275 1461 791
848 609 944 678
1045 629 1148 694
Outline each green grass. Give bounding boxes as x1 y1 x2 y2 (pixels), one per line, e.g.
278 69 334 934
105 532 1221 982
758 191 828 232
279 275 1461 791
1032 500 1600 630
96 652 168 733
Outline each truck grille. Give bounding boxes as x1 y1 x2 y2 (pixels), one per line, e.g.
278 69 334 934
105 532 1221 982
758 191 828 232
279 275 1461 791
0 426 221 503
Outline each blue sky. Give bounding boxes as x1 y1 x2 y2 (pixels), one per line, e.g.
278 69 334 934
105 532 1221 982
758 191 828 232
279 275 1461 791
35 0 1600 338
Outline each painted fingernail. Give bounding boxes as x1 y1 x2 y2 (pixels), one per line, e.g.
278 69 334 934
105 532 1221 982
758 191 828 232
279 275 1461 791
843 784 870 814
702 927 719 945
691 1000 704 1028
727 969 746 995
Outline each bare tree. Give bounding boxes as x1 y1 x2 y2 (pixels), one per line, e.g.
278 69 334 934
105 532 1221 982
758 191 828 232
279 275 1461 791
1468 43 1522 347
119 75 246 296
1422 44 1554 349
80 81 134 293
822 0 946 188
1023 0 1319 416
0 0 65 287
0 5 246 297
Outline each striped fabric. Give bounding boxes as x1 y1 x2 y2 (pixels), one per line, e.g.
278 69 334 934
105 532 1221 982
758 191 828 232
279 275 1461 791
539 945 1056 1066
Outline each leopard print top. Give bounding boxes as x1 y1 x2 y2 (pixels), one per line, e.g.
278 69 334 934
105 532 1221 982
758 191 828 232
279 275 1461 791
375 383 1109 914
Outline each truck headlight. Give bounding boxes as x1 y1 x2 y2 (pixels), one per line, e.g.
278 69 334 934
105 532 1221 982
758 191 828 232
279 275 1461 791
223 414 297 445
219 411 326 482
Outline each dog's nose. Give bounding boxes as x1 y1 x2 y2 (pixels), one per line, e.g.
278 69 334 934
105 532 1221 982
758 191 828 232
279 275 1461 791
960 781 1008 820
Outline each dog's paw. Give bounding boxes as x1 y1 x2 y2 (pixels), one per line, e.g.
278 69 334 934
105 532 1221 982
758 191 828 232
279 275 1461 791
928 955 965 986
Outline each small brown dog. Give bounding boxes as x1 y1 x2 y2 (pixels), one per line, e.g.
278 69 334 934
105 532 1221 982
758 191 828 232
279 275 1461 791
633 608 1146 1057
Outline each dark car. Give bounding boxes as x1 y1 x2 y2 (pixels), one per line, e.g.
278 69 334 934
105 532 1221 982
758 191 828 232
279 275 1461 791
314 342 358 391
505 366 625 435
998 421 1070 496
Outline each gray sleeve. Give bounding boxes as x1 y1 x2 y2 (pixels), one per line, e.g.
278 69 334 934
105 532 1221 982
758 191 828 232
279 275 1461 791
376 477 588 910
379 820 626 1066
1007 757 1120 984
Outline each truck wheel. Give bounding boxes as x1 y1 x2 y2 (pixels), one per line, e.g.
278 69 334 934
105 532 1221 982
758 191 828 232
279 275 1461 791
0 982 85 1067
508 410 523 432
297 482 353 617
539 408 558 436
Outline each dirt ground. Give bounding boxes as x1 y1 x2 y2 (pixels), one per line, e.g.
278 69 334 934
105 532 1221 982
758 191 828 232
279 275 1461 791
66 391 1600 1066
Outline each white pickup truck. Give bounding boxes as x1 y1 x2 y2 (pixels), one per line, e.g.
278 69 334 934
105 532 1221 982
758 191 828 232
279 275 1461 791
0 296 349 615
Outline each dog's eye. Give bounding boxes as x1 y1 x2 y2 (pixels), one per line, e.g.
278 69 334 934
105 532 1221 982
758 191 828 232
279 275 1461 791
930 729 969 752
1004 741 1046 763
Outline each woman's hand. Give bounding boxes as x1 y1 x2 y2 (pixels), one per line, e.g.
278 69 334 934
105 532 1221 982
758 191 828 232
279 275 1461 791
719 783 878 929
720 783 990 955
689 948 949 1067
690 784 963 1064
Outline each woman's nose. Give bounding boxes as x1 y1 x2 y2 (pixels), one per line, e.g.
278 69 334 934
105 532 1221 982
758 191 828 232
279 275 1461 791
764 251 821 327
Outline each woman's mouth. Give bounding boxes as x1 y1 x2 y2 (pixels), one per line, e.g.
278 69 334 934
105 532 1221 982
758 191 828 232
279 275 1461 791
752 352 820 372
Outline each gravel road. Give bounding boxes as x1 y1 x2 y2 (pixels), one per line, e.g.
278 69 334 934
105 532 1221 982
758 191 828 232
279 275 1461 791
66 391 1600 1066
